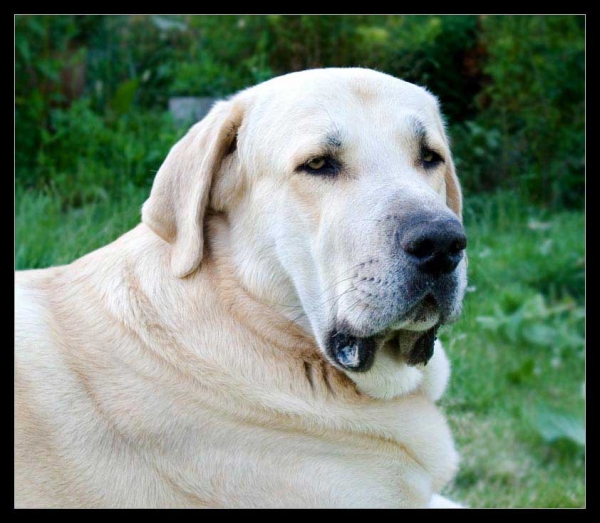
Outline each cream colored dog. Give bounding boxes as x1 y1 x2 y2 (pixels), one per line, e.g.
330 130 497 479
15 68 468 508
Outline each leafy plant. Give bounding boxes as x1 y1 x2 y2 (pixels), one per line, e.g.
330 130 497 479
16 15 584 210
534 404 585 447
472 15 585 207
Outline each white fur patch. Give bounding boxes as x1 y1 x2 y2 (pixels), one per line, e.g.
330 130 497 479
347 339 450 401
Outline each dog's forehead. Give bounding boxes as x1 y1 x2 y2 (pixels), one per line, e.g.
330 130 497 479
240 69 443 147
256 69 435 111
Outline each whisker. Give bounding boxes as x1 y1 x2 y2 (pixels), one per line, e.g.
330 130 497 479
345 296 366 317
352 300 373 334
317 285 359 309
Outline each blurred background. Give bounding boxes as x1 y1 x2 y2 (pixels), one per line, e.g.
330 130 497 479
15 15 585 507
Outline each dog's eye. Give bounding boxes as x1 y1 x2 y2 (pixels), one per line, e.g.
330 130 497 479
421 149 444 169
307 157 326 170
299 156 339 176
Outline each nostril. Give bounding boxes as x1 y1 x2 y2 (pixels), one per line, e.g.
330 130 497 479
449 235 467 255
404 238 435 259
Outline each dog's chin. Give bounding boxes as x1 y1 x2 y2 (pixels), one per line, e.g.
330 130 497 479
326 297 442 373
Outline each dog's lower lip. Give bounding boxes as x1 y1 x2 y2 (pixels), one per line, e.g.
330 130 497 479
404 326 438 366
328 323 439 372
328 294 442 371
327 331 378 372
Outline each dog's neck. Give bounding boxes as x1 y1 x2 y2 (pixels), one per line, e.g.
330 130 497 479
203 212 321 362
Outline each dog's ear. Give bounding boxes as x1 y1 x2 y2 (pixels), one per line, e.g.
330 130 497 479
142 100 244 278
444 158 463 221
430 98 463 221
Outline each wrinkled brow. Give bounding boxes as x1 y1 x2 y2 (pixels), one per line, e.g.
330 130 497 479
408 116 427 144
289 130 343 169
326 131 342 149
407 116 444 153
299 131 342 156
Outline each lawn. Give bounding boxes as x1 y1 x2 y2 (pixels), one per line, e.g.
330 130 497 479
15 187 585 508
440 193 585 508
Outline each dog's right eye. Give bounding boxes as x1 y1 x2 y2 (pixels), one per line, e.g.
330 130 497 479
299 156 340 176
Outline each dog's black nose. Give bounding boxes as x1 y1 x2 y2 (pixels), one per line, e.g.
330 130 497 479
401 218 466 277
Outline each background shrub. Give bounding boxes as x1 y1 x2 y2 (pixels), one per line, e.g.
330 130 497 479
16 15 584 209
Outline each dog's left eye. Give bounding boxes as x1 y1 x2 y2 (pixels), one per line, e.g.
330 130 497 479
307 158 326 170
421 149 444 169
299 156 339 176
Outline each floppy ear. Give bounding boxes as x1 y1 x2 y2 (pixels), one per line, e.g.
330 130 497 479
445 158 463 221
430 98 463 221
142 100 244 278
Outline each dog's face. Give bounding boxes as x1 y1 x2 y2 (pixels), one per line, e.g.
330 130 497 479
143 68 467 399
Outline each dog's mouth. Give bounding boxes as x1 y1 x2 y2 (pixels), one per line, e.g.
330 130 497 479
327 295 440 372
328 328 438 372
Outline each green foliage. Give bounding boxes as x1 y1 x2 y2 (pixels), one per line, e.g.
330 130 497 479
371 16 483 122
475 294 584 357
17 97 180 207
533 404 584 447
109 78 140 115
15 15 584 211
15 183 147 270
466 16 585 207
435 191 584 507
15 16 85 176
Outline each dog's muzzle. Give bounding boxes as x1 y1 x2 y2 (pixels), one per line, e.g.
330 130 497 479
327 211 466 372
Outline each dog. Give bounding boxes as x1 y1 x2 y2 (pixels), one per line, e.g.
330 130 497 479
15 67 467 508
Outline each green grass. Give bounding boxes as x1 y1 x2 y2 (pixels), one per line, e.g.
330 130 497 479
15 187 585 508
15 183 148 270
440 192 585 508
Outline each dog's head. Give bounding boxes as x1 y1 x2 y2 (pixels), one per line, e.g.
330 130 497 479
143 68 467 399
